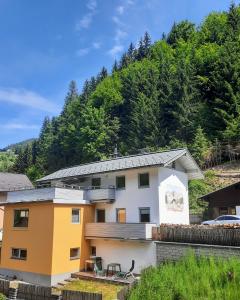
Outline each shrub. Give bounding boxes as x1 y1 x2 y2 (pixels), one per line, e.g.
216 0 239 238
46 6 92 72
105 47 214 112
0 293 6 300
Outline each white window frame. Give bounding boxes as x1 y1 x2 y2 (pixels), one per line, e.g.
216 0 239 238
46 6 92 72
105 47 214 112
11 248 27 260
71 208 80 224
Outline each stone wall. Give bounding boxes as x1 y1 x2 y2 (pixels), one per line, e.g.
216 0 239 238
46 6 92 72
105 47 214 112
156 241 240 263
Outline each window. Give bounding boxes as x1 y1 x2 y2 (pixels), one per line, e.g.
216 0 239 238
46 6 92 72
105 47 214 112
139 207 150 223
96 209 105 223
14 209 29 227
116 208 126 223
219 207 228 216
225 216 240 221
138 173 149 188
72 209 80 223
229 207 236 215
11 248 27 260
70 248 80 260
91 246 96 256
92 178 101 189
216 216 226 221
116 176 125 189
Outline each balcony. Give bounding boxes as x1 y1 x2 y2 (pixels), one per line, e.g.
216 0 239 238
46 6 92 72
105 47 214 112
85 223 156 240
85 187 115 203
6 187 87 204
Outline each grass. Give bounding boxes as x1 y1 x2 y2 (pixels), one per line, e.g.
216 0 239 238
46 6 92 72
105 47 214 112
61 279 123 300
128 254 240 300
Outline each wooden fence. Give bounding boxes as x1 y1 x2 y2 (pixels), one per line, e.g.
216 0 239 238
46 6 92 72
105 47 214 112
0 279 9 296
0 279 103 300
17 283 59 300
0 279 133 300
62 290 102 300
152 225 240 246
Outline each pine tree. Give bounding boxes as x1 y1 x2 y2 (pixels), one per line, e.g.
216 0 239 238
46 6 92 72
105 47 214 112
167 21 195 46
227 2 240 33
112 60 118 73
97 67 108 82
191 126 210 167
143 31 151 56
119 53 129 69
127 42 135 61
62 80 78 112
136 38 145 60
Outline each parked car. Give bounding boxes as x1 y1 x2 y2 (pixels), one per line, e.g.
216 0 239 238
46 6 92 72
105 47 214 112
202 215 240 225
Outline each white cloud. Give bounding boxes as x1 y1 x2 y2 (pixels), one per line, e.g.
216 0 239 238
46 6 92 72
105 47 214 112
75 14 93 30
92 42 101 49
114 29 128 43
117 5 125 15
0 122 39 130
112 16 124 26
75 0 97 31
0 88 60 113
76 48 90 56
87 0 97 11
108 45 124 57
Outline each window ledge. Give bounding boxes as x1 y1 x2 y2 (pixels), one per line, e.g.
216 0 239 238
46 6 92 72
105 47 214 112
12 227 28 231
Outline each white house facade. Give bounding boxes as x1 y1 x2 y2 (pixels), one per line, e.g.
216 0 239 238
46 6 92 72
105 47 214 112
35 148 203 275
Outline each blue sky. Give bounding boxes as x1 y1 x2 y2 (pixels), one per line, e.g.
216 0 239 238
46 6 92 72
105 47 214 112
0 0 238 148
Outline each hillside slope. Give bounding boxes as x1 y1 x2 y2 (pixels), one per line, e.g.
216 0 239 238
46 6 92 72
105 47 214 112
189 161 240 213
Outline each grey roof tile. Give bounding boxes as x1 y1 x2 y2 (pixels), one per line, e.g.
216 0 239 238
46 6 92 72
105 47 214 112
0 173 33 191
38 149 189 182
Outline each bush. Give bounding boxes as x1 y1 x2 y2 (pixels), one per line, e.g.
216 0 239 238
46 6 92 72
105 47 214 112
0 293 6 300
128 254 240 300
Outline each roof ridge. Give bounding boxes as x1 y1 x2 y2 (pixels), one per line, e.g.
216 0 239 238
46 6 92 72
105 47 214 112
0 172 27 176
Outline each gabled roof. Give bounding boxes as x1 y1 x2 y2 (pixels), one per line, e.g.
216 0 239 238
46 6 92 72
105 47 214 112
37 148 203 183
0 173 33 192
200 181 240 200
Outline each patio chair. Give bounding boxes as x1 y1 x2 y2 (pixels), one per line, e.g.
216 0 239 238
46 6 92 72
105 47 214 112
94 259 106 277
115 260 135 280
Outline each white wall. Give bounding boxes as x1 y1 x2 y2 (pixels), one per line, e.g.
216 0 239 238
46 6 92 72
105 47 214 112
91 239 156 274
158 167 189 225
94 167 160 224
236 206 240 215
7 187 86 204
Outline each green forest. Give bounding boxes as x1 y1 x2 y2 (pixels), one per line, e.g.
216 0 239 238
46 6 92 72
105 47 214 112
11 4 240 183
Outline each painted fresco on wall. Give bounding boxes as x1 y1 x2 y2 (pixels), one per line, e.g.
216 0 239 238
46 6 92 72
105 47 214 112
165 185 184 211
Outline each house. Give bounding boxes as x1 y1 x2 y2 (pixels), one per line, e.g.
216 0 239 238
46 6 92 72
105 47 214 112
0 149 203 286
0 173 33 228
200 181 240 219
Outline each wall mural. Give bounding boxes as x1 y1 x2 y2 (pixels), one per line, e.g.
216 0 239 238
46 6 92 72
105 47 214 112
165 185 184 212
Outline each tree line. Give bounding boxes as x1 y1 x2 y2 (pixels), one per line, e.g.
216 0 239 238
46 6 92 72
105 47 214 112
12 3 240 181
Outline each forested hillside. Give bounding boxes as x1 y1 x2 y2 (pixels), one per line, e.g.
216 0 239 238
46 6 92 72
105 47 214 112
0 151 16 172
12 4 240 182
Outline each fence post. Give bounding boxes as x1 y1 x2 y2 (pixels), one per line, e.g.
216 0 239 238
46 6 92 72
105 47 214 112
8 287 18 300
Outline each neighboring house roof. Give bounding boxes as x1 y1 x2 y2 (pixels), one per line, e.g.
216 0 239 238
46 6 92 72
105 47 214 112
0 173 33 192
200 181 240 201
38 148 203 183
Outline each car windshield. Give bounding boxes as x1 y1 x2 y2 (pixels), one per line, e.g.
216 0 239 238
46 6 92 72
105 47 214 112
216 216 225 221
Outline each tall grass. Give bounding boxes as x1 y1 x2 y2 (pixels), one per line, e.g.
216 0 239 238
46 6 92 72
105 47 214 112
128 254 240 300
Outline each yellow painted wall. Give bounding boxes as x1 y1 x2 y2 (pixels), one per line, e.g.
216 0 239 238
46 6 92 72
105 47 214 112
0 202 54 275
51 204 94 275
0 202 94 276
0 192 7 229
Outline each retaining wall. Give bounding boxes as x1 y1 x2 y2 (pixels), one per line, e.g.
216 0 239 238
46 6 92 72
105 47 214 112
156 241 240 263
